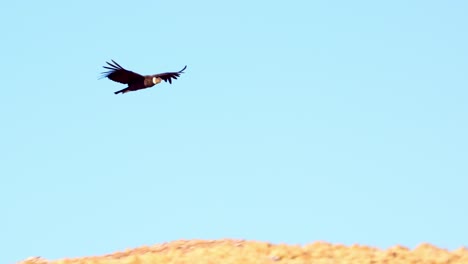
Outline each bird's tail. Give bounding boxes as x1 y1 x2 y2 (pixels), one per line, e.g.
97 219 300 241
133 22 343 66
114 87 128 94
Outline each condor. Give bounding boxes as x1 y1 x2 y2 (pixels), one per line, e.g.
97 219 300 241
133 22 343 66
101 60 187 94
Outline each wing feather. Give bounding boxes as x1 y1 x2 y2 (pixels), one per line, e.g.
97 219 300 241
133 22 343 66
153 65 187 84
101 60 144 84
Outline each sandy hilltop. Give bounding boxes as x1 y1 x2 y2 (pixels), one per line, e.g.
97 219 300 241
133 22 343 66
18 239 468 264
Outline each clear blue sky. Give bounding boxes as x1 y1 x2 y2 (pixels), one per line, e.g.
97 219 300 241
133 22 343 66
1 1 467 263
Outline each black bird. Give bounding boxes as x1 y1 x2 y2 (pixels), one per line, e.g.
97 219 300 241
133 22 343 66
101 60 187 94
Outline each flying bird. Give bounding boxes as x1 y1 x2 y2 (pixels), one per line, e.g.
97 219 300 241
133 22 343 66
100 60 187 94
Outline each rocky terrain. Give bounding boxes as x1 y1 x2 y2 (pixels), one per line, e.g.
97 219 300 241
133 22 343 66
18 239 468 264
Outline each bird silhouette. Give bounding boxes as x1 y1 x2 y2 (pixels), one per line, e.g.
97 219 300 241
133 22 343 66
100 60 187 94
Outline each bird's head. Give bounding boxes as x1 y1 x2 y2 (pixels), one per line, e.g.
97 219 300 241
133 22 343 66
152 77 162 85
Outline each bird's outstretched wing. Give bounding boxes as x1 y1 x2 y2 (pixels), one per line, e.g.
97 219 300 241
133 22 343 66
101 60 145 84
153 65 187 84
